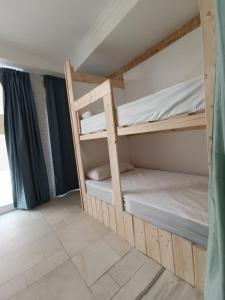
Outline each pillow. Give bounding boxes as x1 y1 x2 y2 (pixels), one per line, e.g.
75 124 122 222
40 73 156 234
119 161 135 173
81 110 93 119
86 161 135 181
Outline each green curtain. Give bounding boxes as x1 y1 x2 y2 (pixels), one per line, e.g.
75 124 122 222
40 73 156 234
204 0 225 299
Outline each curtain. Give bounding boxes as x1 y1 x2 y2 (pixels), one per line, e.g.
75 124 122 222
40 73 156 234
204 0 225 299
43 75 78 195
0 68 50 209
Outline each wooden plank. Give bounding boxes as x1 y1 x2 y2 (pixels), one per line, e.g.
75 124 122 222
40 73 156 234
193 245 206 292
172 234 195 285
103 91 125 238
108 204 117 234
102 201 110 227
80 131 107 141
133 217 146 254
110 15 200 79
64 61 87 211
71 70 124 89
0 115 4 135
117 113 206 136
86 194 93 216
91 196 98 219
123 212 134 246
96 198 104 223
158 229 175 272
145 222 161 263
142 270 201 299
74 80 111 111
199 0 216 166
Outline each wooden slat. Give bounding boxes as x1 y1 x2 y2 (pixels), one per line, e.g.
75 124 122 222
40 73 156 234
117 113 206 136
96 198 104 223
158 229 175 272
145 222 161 263
103 91 125 238
172 235 195 285
71 70 124 89
110 15 200 79
133 217 146 254
102 201 110 227
74 80 111 111
80 131 107 141
86 194 93 216
91 196 98 219
123 212 134 246
108 204 117 234
0 115 4 135
199 0 216 166
64 61 87 211
193 245 206 292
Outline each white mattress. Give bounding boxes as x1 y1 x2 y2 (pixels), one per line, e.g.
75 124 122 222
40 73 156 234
86 168 208 247
81 76 205 134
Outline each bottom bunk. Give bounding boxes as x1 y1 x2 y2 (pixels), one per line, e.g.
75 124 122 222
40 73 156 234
85 193 206 293
84 167 208 292
85 168 208 247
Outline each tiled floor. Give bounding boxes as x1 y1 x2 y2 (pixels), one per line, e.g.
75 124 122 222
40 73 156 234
0 191 203 300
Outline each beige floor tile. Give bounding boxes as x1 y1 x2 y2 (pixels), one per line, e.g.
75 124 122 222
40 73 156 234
56 216 109 257
0 274 27 300
0 218 52 259
103 232 132 256
109 248 149 286
90 273 120 300
141 270 203 300
112 261 163 300
0 209 42 232
45 205 84 227
25 250 69 285
38 192 81 217
9 261 94 300
0 234 62 285
72 239 120 286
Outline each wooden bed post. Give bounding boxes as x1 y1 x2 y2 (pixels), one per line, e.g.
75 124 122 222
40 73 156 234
103 82 125 239
199 0 216 166
64 61 87 211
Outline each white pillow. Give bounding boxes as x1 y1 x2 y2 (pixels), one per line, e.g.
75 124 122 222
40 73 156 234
119 161 135 173
86 162 135 181
81 110 93 119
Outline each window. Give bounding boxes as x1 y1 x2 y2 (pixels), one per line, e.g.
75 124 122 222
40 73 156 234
0 83 13 212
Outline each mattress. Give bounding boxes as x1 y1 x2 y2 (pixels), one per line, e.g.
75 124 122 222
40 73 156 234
86 168 208 247
81 76 205 134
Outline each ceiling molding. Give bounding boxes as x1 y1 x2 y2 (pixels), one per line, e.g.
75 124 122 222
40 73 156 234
70 0 139 70
0 39 63 74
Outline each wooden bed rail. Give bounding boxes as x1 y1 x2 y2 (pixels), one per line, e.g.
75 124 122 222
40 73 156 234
74 79 112 111
70 67 124 89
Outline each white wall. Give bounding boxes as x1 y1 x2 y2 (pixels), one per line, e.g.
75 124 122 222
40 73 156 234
0 43 63 75
129 130 208 175
124 28 209 175
124 28 203 102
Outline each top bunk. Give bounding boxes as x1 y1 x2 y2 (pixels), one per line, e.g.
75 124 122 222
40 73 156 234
79 76 206 140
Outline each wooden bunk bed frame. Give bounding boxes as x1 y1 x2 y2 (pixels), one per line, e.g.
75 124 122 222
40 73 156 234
65 0 215 293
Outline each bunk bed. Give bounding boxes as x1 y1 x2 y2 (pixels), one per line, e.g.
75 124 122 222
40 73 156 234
64 0 215 293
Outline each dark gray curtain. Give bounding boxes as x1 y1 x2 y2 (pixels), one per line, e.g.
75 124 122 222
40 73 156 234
43 75 78 195
0 68 50 209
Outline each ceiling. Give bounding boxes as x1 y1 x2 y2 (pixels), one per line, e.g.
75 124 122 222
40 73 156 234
0 0 199 75
0 0 109 61
79 0 200 76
